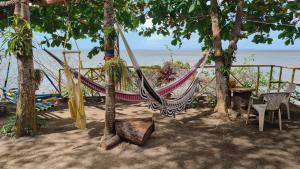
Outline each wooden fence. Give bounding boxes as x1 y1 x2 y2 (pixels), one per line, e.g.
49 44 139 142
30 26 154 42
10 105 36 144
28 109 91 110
58 64 300 100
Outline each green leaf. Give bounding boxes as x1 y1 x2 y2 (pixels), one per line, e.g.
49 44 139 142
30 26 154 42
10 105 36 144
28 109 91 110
188 3 196 13
171 39 177 46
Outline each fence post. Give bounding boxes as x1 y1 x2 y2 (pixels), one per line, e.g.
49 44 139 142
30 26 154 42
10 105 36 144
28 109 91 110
291 68 296 83
278 67 283 92
268 65 273 89
90 69 94 97
58 69 62 93
256 66 261 95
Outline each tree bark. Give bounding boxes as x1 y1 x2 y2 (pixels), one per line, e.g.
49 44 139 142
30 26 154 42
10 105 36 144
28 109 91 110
14 0 37 137
226 0 244 112
210 0 229 116
227 0 244 58
115 117 155 146
0 0 17 7
100 0 117 150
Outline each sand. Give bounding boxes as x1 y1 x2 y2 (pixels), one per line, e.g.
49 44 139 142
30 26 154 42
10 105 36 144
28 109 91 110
0 101 300 169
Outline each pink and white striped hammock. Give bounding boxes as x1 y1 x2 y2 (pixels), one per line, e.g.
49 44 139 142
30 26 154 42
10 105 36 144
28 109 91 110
44 49 204 102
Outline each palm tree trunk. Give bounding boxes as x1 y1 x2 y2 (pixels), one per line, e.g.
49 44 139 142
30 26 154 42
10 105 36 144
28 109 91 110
14 0 37 137
100 0 119 150
210 0 229 117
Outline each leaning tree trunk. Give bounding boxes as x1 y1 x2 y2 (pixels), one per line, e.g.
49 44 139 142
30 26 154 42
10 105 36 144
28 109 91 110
226 0 245 110
14 0 37 137
210 0 229 116
227 0 244 64
100 0 119 150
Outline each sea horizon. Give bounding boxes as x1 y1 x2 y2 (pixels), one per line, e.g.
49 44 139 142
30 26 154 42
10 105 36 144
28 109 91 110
1 49 299 93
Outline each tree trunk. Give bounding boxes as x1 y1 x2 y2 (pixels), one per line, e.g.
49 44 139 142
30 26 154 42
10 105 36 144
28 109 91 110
14 0 37 137
227 0 244 58
226 0 245 115
100 0 118 150
210 0 229 116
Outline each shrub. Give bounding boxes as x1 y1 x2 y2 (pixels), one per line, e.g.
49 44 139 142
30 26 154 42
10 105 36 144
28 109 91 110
0 115 16 137
0 115 46 137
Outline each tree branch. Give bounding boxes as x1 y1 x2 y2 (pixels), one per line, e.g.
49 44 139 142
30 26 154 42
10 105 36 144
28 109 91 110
227 0 244 62
0 0 17 7
210 0 223 57
0 0 65 8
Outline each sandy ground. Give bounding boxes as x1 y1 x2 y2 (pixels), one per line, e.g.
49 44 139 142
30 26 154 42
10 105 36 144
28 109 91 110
0 101 300 169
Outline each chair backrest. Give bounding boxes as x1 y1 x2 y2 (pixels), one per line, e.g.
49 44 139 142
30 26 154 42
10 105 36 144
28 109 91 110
284 83 296 94
263 92 289 111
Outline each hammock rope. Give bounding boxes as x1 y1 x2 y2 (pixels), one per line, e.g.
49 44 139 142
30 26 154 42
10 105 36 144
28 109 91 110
43 25 208 117
2 55 12 99
117 24 209 117
61 4 86 129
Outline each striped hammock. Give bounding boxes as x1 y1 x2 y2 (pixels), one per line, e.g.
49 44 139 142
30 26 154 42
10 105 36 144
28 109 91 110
117 25 208 117
43 49 205 102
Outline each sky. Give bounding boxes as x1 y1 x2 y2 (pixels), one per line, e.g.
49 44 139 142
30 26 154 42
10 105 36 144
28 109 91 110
42 30 299 51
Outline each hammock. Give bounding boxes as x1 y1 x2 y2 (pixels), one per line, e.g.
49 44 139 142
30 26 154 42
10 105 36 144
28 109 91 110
63 53 86 129
3 88 57 112
43 49 206 102
117 25 208 117
1 56 61 112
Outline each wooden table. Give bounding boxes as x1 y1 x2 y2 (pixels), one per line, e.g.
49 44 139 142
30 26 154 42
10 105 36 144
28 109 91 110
230 88 255 112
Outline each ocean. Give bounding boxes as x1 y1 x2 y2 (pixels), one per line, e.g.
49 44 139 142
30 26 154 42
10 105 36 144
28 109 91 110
0 50 299 94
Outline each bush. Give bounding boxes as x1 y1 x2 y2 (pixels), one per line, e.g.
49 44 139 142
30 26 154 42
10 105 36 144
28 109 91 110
207 98 217 108
0 115 16 137
0 115 46 137
190 96 201 108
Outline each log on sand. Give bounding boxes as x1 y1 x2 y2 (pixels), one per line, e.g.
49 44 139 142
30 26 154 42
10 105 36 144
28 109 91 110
115 117 155 146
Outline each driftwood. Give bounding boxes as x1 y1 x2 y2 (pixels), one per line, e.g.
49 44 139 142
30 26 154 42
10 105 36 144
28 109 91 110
115 117 155 146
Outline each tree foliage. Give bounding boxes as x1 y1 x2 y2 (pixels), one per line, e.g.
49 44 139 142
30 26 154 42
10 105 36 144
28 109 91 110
1 0 147 58
140 0 299 54
1 16 32 57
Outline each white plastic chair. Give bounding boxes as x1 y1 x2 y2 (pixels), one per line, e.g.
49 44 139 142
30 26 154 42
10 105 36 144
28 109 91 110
247 92 289 131
282 83 296 119
266 83 296 119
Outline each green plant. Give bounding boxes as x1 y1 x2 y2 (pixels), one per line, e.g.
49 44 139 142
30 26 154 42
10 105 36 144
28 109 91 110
0 115 16 137
144 65 161 70
220 65 231 76
190 96 201 108
104 57 130 86
0 115 46 137
122 68 138 91
231 55 272 93
0 16 32 57
208 98 217 108
104 26 117 39
174 60 191 69
34 69 44 90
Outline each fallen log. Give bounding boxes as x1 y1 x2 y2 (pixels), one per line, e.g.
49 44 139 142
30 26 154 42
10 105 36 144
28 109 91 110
115 117 155 146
